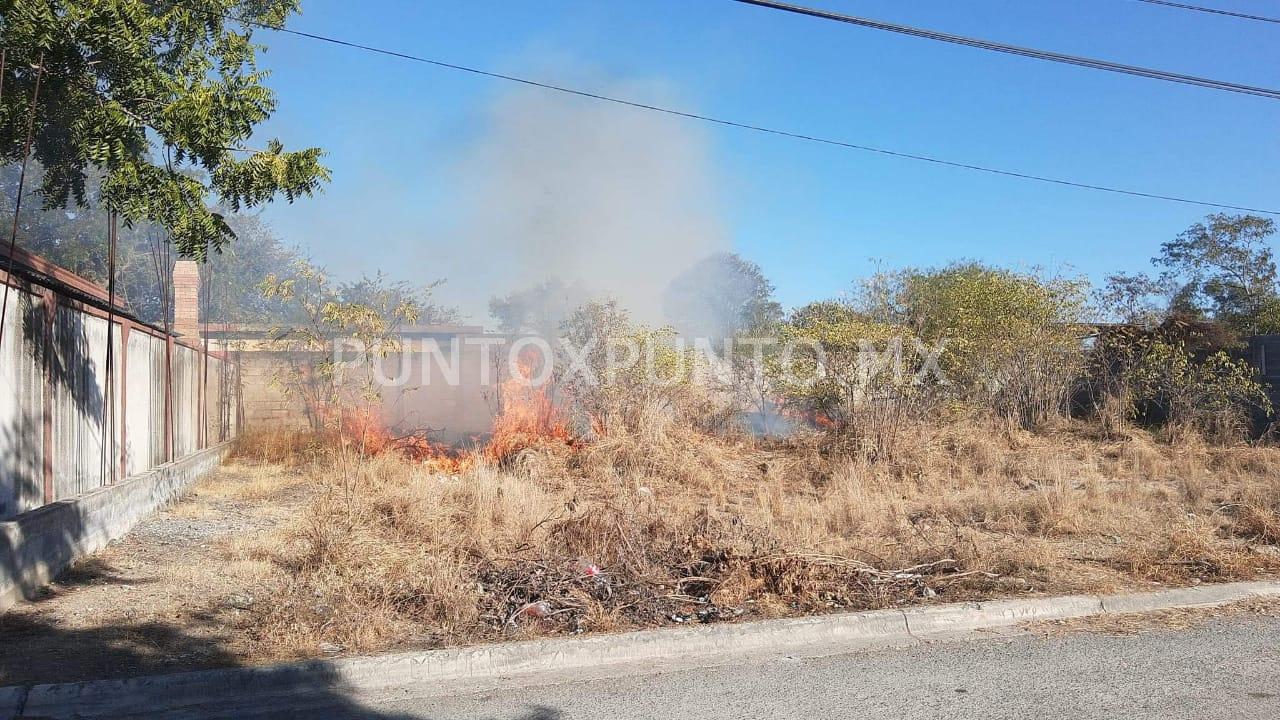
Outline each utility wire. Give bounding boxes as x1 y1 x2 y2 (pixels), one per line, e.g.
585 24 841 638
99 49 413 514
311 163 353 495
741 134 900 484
173 3 1279 215
728 0 1280 99
1133 0 1280 25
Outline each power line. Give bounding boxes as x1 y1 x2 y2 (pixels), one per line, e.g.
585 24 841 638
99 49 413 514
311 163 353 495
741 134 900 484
177 3 1279 216
1133 0 1280 25
728 0 1280 99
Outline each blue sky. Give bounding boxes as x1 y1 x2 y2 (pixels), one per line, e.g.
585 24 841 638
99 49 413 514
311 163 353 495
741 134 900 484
250 0 1279 318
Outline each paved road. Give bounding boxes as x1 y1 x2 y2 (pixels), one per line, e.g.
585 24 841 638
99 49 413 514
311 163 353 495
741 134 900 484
287 615 1280 720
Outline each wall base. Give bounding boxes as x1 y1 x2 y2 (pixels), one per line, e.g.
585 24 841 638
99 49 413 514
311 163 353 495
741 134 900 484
0 443 230 611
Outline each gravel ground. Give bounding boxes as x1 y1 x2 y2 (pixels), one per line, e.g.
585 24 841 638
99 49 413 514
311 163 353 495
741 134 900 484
0 463 311 686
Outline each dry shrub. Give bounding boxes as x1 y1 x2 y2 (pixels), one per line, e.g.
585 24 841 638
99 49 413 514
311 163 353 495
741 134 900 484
232 428 322 465
1227 474 1280 544
1234 506 1280 544
236 414 1280 662
572 400 749 492
1114 525 1266 582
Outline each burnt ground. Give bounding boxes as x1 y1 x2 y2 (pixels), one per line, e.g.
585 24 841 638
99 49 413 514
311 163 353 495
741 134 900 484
0 463 312 686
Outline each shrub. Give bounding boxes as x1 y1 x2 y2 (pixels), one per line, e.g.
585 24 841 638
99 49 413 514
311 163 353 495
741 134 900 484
1131 340 1271 442
555 300 724 435
258 260 439 432
770 300 934 459
1087 316 1270 443
898 263 1088 428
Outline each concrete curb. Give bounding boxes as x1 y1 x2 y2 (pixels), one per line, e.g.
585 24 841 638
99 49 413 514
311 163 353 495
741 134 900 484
901 594 1104 637
1099 579 1280 614
6 579 1280 719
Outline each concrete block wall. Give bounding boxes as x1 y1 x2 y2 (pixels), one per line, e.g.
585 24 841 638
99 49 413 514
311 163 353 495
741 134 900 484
229 339 501 444
236 353 312 428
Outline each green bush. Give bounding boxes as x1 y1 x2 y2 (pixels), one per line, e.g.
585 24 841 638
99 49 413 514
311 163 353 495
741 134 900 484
875 263 1088 428
1130 340 1271 442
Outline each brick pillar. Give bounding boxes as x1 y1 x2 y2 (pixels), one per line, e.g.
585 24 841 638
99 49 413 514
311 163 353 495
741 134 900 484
172 260 201 339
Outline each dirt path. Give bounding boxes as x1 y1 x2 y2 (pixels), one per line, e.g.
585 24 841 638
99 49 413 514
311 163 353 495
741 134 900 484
0 462 311 686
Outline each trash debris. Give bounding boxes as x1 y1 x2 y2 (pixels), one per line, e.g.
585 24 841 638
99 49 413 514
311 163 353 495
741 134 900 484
521 601 552 619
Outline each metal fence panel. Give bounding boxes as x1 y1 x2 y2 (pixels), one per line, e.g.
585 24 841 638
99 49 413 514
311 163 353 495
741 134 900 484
0 287 46 520
51 306 122 499
125 330 157 476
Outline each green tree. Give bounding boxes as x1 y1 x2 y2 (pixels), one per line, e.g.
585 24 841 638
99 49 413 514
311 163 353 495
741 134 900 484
2 160 179 323
1 162 310 325
1154 214 1278 334
1096 272 1167 327
258 260 442 430
489 278 590 337
203 211 306 323
0 0 328 257
663 251 782 346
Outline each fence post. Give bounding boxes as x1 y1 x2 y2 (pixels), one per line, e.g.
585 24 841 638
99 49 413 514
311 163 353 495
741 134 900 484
165 334 174 463
41 289 55 504
118 322 130 480
200 342 207 449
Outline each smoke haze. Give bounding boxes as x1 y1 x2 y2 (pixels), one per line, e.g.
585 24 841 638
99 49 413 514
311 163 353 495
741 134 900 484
439 78 730 326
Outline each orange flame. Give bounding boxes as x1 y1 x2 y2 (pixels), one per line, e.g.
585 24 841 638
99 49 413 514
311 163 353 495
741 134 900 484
776 402 838 430
318 346 575 470
318 403 471 473
484 346 573 463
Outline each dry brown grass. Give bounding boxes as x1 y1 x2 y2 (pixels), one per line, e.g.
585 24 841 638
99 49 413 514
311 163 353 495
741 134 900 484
232 427 323 466
195 462 309 503
226 409 1280 662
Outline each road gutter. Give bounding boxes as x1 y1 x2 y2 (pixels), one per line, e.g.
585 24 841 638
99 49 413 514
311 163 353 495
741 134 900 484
4 579 1279 719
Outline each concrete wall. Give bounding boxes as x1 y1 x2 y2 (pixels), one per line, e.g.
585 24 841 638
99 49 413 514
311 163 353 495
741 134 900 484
376 340 498 445
0 249 242 608
0 287 46 520
50 305 123 500
171 343 199 458
0 442 230 610
123 330 164 477
1 263 241 523
204 355 236 445
235 351 310 429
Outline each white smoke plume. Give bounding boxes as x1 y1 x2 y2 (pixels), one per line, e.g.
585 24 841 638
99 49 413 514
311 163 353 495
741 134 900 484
438 76 730 326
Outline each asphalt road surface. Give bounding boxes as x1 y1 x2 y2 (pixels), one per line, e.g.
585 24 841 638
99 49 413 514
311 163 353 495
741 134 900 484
273 614 1280 720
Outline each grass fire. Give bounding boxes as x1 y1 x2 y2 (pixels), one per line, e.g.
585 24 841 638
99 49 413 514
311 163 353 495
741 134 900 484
2 3 1278 710
165 257 1280 664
